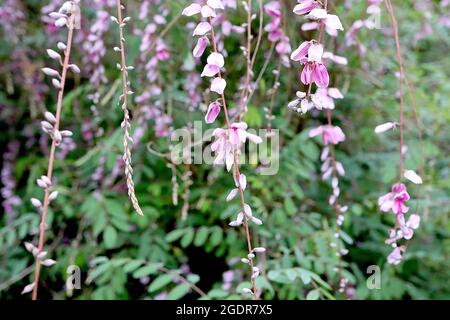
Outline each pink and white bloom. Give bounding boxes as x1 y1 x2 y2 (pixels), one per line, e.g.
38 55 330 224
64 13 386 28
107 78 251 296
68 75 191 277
290 40 312 61
387 246 404 265
193 22 212 36
404 170 423 184
307 9 344 31
293 0 318 15
378 183 410 215
300 62 329 88
205 101 221 123
201 52 225 77
182 3 202 16
397 213 420 240
193 36 210 57
309 125 346 145
211 77 227 94
311 87 343 110
211 122 262 171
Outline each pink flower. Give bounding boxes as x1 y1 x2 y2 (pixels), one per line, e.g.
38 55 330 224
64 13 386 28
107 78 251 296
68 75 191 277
397 214 420 240
291 41 312 61
300 62 329 88
387 246 404 265
193 22 211 36
311 87 343 110
182 3 202 16
156 40 170 61
378 183 410 215
309 125 346 145
264 1 281 18
293 0 318 15
211 77 227 94
211 122 262 170
205 101 221 123
193 36 210 58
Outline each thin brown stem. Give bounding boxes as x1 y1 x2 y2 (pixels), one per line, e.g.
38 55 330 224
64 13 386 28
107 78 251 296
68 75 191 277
208 17 258 300
385 0 405 182
31 10 76 301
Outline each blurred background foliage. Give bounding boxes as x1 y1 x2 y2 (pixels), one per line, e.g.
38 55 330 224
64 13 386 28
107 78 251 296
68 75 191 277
0 0 449 300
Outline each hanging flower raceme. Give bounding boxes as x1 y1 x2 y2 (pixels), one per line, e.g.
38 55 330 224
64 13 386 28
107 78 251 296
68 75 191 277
379 171 422 264
264 1 292 66
183 0 264 299
289 0 351 296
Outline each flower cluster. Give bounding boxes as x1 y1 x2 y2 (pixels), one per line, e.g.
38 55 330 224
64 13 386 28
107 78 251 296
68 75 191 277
289 0 350 294
378 178 422 264
135 0 173 138
24 0 80 299
264 1 291 67
1 141 21 220
183 0 264 299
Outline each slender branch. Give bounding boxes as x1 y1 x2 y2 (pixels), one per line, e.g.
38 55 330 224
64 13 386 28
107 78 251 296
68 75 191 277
31 9 76 301
385 0 405 181
115 0 144 216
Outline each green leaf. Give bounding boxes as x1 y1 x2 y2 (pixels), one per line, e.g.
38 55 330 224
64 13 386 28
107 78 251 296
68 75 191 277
103 226 117 248
194 227 209 247
208 289 229 299
209 227 223 247
180 228 194 248
187 274 200 284
166 229 185 242
123 260 145 273
306 289 320 300
148 274 174 293
133 263 160 278
168 283 191 300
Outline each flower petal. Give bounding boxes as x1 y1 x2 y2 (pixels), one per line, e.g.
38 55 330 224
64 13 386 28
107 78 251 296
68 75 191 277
404 170 423 184
182 3 202 16
193 22 212 36
211 77 227 94
193 36 210 57
205 101 221 123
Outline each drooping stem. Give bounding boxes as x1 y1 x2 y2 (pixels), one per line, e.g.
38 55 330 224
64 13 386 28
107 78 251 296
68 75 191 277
31 10 76 301
116 0 144 216
385 0 405 182
238 0 253 120
209 17 258 300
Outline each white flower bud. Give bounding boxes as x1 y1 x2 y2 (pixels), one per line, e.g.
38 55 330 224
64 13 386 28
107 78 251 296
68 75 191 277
55 17 67 27
49 191 59 201
252 247 266 253
42 68 60 78
60 130 73 137
30 198 42 208
57 42 67 50
69 64 80 73
52 78 61 89
40 175 52 186
44 111 57 124
41 259 57 267
47 49 61 60
21 283 35 295
37 251 48 259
